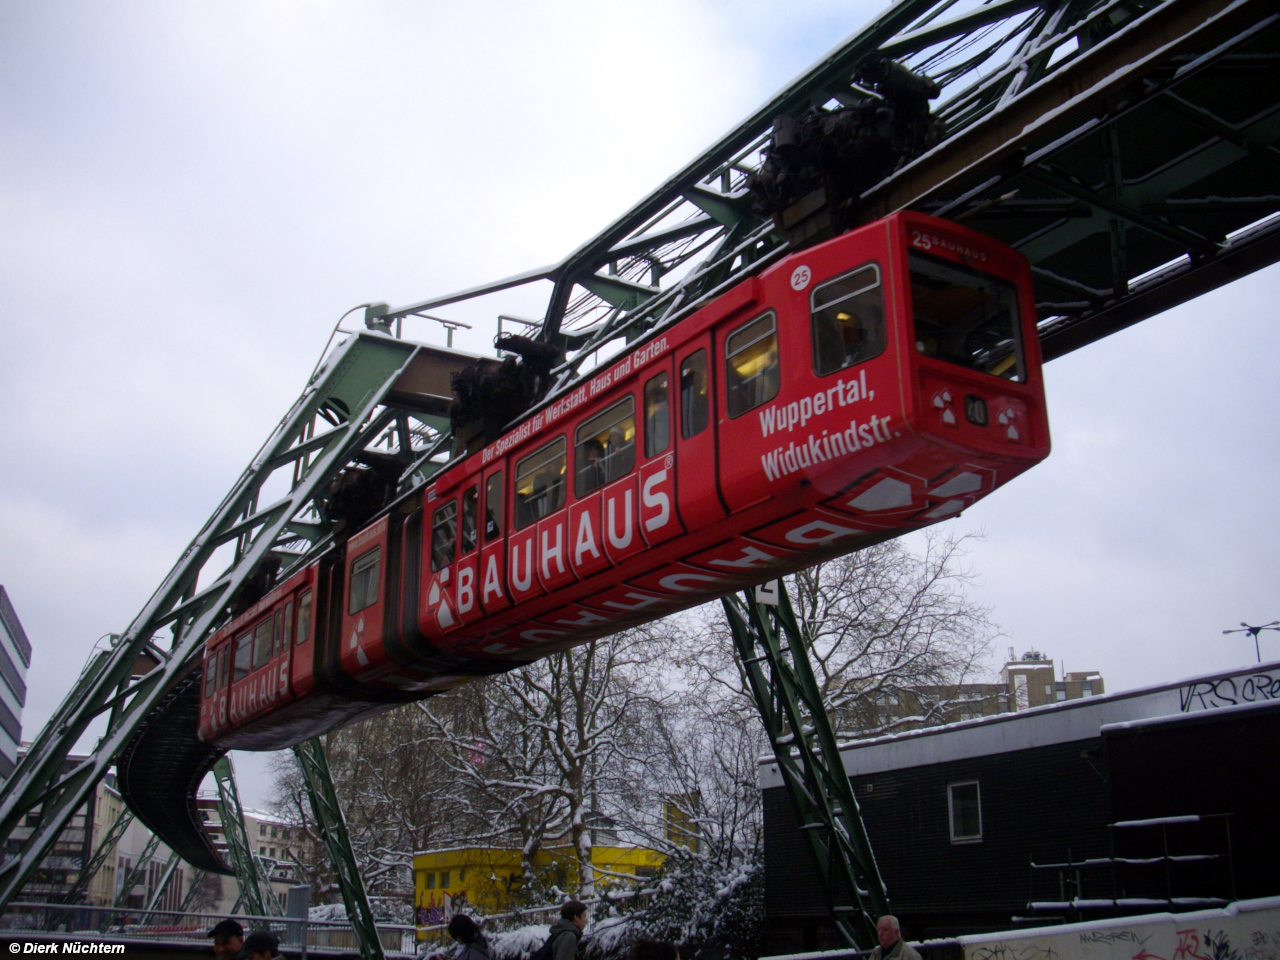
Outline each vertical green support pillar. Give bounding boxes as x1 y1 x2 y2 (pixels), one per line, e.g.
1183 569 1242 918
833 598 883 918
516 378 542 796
113 832 161 909
213 756 279 917
59 808 133 906
291 737 385 960
722 580 889 948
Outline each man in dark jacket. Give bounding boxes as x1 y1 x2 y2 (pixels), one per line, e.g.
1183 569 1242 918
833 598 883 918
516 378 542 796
206 919 243 960
548 901 588 960
871 916 921 960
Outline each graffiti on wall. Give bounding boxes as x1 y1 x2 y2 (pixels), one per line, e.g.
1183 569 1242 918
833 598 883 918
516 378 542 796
1079 932 1151 947
972 943 1059 960
1129 927 1280 960
1180 673 1280 712
961 902 1280 960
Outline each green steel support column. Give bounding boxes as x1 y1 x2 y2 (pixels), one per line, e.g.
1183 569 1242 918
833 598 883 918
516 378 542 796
113 833 161 908
58 808 133 905
722 580 889 948
140 849 183 920
292 737 385 960
213 756 278 917
179 868 210 913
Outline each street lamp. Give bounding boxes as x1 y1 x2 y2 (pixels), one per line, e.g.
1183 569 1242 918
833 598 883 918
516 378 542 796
1222 621 1280 664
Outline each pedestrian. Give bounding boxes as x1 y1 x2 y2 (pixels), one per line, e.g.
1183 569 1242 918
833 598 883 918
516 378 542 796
206 918 244 960
871 916 921 960
448 914 492 960
629 938 679 960
548 900 588 960
235 931 281 960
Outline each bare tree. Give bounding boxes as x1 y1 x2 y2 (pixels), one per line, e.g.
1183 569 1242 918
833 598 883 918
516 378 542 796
676 529 1001 739
792 530 1001 735
269 704 457 899
415 627 669 897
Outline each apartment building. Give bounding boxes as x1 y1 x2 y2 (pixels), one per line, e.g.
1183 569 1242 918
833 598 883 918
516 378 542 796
850 649 1104 734
0 586 32 781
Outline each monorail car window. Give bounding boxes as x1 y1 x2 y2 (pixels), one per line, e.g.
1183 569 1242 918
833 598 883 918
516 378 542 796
461 486 479 555
725 312 780 418
680 351 709 438
431 501 458 571
484 472 504 541
218 646 230 689
575 397 636 497
233 632 252 682
348 547 382 614
296 590 312 645
811 264 885 376
282 599 293 648
644 373 670 457
204 655 217 698
252 618 273 671
515 437 566 529
909 252 1023 381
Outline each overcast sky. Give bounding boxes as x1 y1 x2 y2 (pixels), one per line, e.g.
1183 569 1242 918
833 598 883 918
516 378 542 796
3 1 1278 810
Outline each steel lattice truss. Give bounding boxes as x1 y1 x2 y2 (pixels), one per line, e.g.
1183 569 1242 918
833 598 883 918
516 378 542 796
381 0 1278 376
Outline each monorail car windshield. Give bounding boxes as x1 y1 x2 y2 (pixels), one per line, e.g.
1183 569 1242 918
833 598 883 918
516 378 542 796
199 210 1050 751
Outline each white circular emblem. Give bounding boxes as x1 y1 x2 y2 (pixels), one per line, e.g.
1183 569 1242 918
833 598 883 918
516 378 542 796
790 265 812 291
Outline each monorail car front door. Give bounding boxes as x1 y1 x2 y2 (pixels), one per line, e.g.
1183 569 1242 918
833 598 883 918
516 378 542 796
673 335 724 530
479 463 510 615
636 359 681 548
289 583 316 697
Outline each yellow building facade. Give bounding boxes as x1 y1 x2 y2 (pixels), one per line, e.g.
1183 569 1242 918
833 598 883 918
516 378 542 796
414 844 664 930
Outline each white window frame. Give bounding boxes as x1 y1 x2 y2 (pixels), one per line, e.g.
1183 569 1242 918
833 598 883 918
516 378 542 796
947 780 983 843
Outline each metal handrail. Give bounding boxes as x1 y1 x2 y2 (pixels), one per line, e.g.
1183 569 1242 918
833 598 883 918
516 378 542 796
1 902 417 957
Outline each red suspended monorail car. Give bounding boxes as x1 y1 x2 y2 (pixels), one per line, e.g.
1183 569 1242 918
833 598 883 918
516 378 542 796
198 210 1050 751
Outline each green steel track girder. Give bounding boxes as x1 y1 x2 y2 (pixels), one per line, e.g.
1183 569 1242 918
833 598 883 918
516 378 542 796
213 756 279 918
722 582 888 949
374 0 1278 429
0 332 439 909
292 737 385 960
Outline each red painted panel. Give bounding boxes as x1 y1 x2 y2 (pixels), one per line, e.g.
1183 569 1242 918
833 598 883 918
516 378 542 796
507 527 542 602
601 476 644 564
568 495 609 579
271 603 293 704
744 508 871 551
674 335 725 530
536 513 576 591
340 516 391 678
540 603 619 634
578 584 677 621
451 632 537 661
821 466 932 528
503 621 571 646
683 537 797 580
455 554 482 623
426 566 460 634
638 455 681 546
289 583 316 698
626 562 735 599
479 545 510 613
